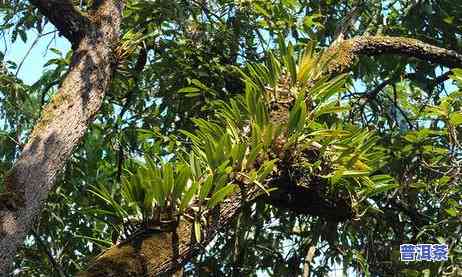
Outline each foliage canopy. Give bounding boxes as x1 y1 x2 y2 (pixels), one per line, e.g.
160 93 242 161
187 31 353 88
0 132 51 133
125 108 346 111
0 0 461 276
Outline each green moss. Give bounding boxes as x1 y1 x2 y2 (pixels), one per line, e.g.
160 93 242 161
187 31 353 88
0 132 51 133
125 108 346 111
323 36 429 75
80 221 193 276
323 39 356 75
30 92 72 139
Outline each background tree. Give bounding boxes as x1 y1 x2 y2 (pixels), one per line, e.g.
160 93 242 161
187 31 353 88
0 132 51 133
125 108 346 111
0 0 461 276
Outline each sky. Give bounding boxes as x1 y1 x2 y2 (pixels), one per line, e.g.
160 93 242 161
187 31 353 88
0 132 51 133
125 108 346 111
1 22 70 85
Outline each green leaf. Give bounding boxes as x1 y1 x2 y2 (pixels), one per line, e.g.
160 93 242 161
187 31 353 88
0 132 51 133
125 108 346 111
89 184 128 219
365 182 398 198
178 87 201 93
256 159 277 183
449 112 462 126
253 3 270 17
162 163 174 195
286 43 297 84
255 101 268 127
288 103 302 132
208 184 237 209
74 235 113 248
245 82 259 116
49 48 62 56
179 181 199 213
230 143 246 169
288 98 307 133
191 79 212 93
178 86 201 97
443 16 455 24
189 152 202 179
199 174 214 201
311 73 346 101
245 144 263 169
445 208 458 217
194 220 201 242
266 51 281 86
312 103 350 118
172 164 191 201
18 29 27 43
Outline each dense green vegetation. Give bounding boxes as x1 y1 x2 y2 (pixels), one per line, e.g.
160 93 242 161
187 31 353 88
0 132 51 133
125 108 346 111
0 0 461 276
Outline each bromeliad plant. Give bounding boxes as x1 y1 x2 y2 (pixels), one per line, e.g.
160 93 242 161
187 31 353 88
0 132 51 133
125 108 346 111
86 39 399 245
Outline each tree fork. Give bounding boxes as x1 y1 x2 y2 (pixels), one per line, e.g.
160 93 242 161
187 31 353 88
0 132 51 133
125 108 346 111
78 35 462 277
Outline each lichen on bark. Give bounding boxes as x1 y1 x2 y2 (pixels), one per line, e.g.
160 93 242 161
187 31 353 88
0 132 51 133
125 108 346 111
324 36 462 75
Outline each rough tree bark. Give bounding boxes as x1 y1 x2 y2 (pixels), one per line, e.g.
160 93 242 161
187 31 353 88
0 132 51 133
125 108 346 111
0 0 124 273
325 35 462 74
78 36 462 276
1 2 462 275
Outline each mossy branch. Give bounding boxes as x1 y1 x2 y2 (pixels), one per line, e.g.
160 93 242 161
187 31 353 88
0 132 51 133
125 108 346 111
325 35 462 74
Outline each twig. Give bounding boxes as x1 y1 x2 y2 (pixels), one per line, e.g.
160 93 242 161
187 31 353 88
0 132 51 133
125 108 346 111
15 34 40 77
15 30 57 77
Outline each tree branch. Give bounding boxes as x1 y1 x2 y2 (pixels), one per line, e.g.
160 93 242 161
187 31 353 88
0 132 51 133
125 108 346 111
7 32 460 276
326 36 462 75
29 0 90 46
79 188 253 276
80 35 462 276
78 169 352 276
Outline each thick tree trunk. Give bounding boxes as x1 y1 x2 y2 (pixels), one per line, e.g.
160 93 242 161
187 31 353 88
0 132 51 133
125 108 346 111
0 0 124 273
